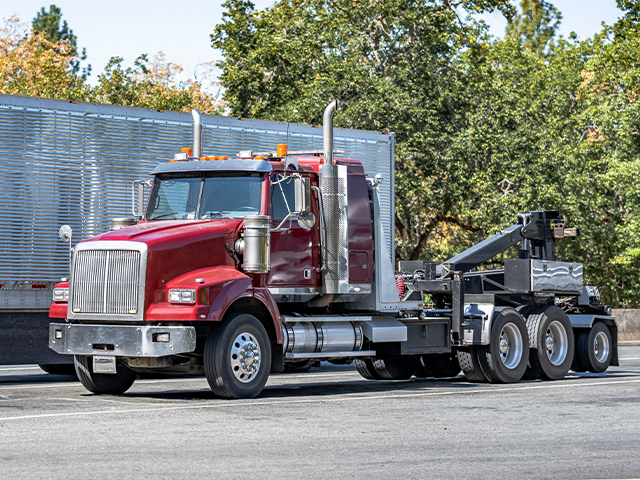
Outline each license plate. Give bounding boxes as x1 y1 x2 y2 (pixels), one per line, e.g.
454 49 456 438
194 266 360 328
93 356 117 374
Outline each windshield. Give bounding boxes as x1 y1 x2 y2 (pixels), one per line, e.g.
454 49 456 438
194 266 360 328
146 173 263 221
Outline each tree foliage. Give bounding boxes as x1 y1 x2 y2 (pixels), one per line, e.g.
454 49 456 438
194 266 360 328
212 0 640 307
505 0 562 57
0 10 223 115
32 4 90 77
0 16 87 99
89 53 224 115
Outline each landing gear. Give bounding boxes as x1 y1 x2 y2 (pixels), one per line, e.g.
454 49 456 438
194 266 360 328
204 313 271 399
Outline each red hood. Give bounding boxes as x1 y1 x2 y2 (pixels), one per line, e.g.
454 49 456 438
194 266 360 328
88 219 243 247
82 219 244 310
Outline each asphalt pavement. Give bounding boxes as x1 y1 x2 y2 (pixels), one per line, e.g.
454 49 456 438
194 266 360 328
0 348 639 479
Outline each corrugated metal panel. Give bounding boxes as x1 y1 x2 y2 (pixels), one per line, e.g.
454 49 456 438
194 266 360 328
0 94 395 285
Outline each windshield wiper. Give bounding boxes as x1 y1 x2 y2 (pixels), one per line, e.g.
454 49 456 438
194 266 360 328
148 212 178 220
201 211 231 219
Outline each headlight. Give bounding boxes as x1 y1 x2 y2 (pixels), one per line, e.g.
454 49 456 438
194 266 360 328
168 289 196 304
53 288 69 302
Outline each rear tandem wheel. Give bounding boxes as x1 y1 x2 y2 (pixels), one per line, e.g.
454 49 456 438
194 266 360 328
477 308 529 383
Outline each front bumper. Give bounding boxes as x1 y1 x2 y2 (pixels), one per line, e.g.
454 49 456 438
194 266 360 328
49 323 196 357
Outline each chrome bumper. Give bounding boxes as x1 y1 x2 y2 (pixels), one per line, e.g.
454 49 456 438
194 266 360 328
49 323 196 357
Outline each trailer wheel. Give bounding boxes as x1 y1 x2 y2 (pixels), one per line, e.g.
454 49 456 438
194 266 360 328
204 313 271 399
477 308 529 383
354 358 383 380
74 355 136 395
577 322 612 373
525 306 574 380
457 347 487 382
371 356 418 380
415 353 461 378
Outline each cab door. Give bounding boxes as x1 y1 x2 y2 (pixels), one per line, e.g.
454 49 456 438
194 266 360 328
265 173 319 288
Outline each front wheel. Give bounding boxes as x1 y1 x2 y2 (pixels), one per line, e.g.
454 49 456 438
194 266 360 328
74 355 136 395
204 313 271 399
477 308 529 383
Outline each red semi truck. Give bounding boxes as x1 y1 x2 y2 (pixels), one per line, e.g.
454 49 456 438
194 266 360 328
49 102 618 398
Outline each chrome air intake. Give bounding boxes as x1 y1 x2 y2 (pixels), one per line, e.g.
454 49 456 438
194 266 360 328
240 215 271 273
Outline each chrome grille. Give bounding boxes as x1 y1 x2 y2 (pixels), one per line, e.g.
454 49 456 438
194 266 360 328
71 249 141 315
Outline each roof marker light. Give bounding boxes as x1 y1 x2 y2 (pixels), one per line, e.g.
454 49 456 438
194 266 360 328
277 144 287 156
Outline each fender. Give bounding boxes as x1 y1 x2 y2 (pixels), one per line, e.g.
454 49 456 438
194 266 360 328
146 266 251 322
253 287 283 344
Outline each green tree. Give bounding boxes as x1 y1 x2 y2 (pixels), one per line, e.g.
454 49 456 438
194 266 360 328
32 4 90 77
506 0 562 57
90 53 223 115
0 16 88 99
212 0 512 260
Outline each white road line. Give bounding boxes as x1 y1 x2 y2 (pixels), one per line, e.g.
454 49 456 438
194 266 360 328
0 366 42 371
0 377 639 422
0 371 360 391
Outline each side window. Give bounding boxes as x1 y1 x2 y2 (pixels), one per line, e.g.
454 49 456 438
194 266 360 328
271 176 296 222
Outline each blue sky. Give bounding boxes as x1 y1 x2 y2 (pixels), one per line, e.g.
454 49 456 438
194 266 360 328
2 0 625 86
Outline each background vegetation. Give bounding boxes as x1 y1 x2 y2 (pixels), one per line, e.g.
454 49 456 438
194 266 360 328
1 1 639 306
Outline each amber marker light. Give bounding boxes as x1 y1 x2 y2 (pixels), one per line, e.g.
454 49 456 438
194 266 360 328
181 147 192 157
277 144 287 156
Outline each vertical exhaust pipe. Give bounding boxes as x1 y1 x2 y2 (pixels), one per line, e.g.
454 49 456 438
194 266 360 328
323 100 338 165
320 100 349 294
191 109 203 158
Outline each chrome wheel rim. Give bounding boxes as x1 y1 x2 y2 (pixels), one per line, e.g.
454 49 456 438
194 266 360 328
499 323 523 370
230 332 261 383
545 320 568 366
594 331 610 364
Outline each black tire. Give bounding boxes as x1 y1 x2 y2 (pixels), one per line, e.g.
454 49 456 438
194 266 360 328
525 306 575 380
354 358 383 380
570 333 587 372
457 347 487 382
74 355 137 395
477 308 529 383
204 313 271 399
415 353 461 378
371 356 418 380
577 322 613 373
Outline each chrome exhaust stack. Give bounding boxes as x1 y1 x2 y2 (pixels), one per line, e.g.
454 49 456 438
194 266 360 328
191 109 203 158
319 100 349 294
323 100 338 165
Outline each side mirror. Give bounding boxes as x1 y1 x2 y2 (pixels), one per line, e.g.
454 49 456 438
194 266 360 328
59 225 73 267
297 211 316 230
59 225 72 243
132 180 151 218
294 176 311 214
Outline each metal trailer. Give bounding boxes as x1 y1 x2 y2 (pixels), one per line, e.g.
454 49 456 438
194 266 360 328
0 94 395 366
